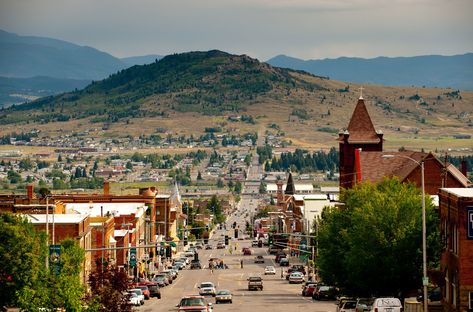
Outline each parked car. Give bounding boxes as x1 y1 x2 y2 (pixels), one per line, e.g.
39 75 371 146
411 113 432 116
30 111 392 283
355 298 375 312
128 292 142 306
302 282 317 296
242 247 252 255
313 285 337 300
340 300 357 312
337 297 357 312
176 295 213 312
216 242 225 249
135 285 150 300
215 289 233 304
174 261 186 270
264 265 276 275
254 255 265 263
198 282 217 296
205 244 213 250
161 270 175 282
252 240 259 247
369 298 403 312
141 282 161 299
288 272 305 284
152 274 169 286
128 288 145 305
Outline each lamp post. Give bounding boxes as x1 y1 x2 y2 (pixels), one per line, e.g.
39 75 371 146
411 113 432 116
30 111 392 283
383 154 427 312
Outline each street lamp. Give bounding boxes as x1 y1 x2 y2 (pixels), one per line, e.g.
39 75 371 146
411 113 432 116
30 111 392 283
383 154 428 312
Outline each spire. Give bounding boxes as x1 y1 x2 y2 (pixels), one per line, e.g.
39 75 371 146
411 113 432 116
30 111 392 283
359 86 364 100
345 97 380 143
285 172 295 195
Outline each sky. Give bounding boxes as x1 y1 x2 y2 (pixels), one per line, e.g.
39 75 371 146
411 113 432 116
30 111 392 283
0 0 472 61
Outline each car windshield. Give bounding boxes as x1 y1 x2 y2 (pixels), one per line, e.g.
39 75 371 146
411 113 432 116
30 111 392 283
249 277 261 281
155 275 165 280
319 286 331 291
180 298 206 306
138 286 148 290
265 266 274 270
200 283 214 288
129 293 137 298
217 290 231 295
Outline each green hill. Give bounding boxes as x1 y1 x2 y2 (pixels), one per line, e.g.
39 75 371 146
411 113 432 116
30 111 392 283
0 50 324 124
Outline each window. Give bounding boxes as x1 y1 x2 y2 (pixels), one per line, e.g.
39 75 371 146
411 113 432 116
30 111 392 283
469 292 473 309
445 270 450 303
452 274 457 307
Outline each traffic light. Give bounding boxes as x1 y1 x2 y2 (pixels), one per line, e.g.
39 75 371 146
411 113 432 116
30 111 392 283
234 228 238 239
268 235 273 246
224 235 229 245
205 224 209 231
166 246 172 258
159 247 164 256
183 237 188 246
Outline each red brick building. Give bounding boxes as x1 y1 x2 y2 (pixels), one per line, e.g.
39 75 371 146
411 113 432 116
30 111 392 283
339 96 471 193
438 188 473 312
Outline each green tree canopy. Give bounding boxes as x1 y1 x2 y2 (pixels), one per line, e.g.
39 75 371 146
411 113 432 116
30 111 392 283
316 178 440 297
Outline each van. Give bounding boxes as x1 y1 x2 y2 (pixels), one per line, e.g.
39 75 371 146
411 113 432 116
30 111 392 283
370 298 402 312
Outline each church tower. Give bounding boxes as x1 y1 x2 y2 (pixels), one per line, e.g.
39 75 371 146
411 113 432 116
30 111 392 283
338 93 383 189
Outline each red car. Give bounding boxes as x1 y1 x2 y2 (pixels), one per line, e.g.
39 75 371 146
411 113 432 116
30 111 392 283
242 248 252 255
302 282 317 296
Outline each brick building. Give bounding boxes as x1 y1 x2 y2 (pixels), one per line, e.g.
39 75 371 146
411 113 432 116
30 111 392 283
339 96 471 193
438 188 473 312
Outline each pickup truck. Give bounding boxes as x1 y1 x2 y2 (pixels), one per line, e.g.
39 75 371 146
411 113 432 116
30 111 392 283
247 276 263 291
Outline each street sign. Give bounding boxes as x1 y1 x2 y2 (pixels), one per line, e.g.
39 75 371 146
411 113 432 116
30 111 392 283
467 207 473 240
130 248 137 267
49 244 61 275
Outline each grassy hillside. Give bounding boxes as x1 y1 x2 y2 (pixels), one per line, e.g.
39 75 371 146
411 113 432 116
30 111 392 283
0 50 472 153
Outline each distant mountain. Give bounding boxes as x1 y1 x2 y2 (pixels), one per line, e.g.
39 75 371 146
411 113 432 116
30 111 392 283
1 50 472 153
267 53 473 91
121 54 163 66
0 29 126 80
0 76 90 108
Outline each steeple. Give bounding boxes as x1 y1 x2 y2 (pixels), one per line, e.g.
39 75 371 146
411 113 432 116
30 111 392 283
345 97 380 144
285 172 295 195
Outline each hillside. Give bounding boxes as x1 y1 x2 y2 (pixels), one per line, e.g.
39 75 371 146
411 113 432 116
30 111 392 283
1 50 472 152
267 53 473 91
121 55 163 66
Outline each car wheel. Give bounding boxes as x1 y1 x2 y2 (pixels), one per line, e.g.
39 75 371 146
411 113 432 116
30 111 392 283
158 294 161 299
230 300 233 304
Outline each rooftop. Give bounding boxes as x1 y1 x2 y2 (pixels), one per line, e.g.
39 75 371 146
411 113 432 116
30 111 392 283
440 188 473 198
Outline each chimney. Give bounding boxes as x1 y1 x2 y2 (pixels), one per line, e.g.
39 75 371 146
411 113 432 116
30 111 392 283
27 184 34 199
103 181 110 195
461 160 468 177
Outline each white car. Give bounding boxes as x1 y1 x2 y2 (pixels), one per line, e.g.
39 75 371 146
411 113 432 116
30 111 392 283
128 289 145 305
128 292 142 306
369 298 403 312
340 300 357 312
264 265 276 275
198 281 217 296
288 272 305 284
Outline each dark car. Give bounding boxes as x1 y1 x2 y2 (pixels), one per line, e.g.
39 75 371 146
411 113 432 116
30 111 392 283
279 258 289 266
190 260 202 269
242 247 252 255
152 274 169 286
313 285 337 300
275 252 287 263
142 282 161 299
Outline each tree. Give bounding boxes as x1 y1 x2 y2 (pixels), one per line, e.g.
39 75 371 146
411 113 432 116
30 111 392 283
316 178 441 297
125 161 133 171
86 262 132 312
259 182 267 194
197 171 203 180
216 178 224 188
0 213 47 308
234 181 242 194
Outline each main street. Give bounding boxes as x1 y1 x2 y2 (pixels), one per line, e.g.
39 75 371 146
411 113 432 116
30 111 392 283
135 203 336 312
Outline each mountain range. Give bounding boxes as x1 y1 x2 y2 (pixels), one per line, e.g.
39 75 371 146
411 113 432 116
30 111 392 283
1 50 472 152
267 53 473 91
0 29 162 106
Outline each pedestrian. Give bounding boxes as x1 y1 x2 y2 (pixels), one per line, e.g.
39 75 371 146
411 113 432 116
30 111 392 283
240 259 243 269
281 269 284 279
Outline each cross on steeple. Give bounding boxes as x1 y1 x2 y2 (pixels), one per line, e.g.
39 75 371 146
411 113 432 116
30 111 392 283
359 86 364 99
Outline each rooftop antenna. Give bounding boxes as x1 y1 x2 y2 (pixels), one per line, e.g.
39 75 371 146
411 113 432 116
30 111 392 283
359 86 364 100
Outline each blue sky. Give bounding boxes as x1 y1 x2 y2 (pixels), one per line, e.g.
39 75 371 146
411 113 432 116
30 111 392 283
1 0 472 61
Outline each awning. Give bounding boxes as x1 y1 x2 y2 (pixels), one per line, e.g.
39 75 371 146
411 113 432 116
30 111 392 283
169 241 177 247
